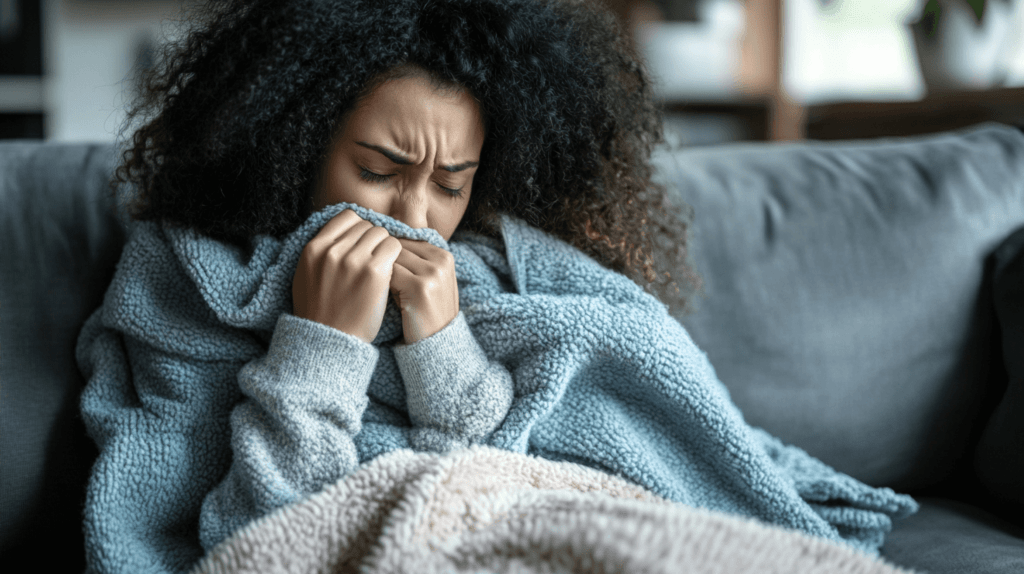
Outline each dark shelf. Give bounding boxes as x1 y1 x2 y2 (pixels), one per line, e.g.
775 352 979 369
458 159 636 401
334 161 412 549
0 113 44 139
805 87 1024 140
0 0 43 75
659 98 773 143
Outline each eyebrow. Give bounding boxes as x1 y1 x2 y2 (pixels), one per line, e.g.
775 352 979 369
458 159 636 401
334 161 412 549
356 141 479 173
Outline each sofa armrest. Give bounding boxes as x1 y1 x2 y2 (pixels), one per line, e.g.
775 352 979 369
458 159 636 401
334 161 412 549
0 141 123 570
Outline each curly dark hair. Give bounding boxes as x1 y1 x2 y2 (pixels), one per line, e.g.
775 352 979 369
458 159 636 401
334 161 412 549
118 0 701 313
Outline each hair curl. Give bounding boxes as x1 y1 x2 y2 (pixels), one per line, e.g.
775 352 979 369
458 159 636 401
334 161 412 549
118 0 701 313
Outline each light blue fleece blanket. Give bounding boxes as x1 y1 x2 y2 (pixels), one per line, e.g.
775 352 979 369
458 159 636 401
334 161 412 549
79 201 917 573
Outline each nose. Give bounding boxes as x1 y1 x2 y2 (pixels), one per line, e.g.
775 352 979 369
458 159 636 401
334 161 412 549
389 180 429 230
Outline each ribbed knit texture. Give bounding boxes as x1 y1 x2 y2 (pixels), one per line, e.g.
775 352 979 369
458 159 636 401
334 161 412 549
77 202 918 574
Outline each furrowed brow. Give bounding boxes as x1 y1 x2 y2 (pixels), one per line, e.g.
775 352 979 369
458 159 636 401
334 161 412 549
357 141 479 173
440 160 479 173
357 142 412 165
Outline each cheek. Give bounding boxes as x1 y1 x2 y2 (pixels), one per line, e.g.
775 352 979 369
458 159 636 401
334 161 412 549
436 199 472 240
320 164 369 208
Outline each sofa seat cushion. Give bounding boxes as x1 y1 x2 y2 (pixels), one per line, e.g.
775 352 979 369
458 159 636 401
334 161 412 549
654 123 1024 491
881 497 1024 574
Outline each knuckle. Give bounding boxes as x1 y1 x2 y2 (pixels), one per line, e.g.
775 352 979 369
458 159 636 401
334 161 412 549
340 257 361 274
299 242 316 261
326 245 351 268
414 279 435 299
363 262 391 283
425 264 445 281
300 242 325 265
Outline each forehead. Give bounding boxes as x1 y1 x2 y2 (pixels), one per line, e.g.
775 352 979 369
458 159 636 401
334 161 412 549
345 76 484 145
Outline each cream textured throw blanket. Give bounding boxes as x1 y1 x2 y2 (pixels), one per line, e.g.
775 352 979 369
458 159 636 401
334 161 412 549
192 446 914 574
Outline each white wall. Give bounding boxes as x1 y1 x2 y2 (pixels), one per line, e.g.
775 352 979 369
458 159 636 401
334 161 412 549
783 0 926 103
997 0 1024 85
783 0 1024 104
36 0 1024 141
42 0 185 141
642 0 1024 105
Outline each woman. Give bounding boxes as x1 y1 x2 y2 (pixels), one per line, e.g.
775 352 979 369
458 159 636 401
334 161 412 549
77 1 914 573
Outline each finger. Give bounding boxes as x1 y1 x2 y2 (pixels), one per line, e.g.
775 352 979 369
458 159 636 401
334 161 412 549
395 247 457 284
331 217 376 250
396 238 457 270
395 238 439 260
366 233 403 270
388 261 420 307
317 219 377 267
390 257 460 317
319 209 365 240
389 260 416 292
349 225 393 255
326 225 394 274
371 234 403 259
305 209 366 257
393 246 432 276
390 253 457 304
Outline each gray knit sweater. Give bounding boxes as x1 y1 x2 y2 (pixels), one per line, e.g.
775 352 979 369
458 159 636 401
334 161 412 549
77 203 513 574
78 202 917 574
199 310 514 548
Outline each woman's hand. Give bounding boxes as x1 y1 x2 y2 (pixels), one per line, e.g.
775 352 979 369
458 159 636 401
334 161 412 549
292 209 403 343
389 238 460 344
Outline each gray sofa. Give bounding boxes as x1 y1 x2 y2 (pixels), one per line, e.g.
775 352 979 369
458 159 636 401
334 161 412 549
2 123 1023 573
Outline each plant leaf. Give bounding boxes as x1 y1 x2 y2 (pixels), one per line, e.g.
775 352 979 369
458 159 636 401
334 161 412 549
966 0 986 23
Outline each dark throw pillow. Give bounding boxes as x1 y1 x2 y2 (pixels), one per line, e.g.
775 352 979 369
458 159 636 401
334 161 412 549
975 225 1024 514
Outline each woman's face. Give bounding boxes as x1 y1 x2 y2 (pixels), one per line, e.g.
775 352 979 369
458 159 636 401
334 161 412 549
314 75 486 241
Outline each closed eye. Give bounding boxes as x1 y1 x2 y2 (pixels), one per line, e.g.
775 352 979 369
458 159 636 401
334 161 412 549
359 168 392 184
359 167 463 198
437 183 464 198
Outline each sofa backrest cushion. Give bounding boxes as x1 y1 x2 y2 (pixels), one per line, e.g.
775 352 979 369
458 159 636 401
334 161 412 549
654 123 1024 491
0 142 123 570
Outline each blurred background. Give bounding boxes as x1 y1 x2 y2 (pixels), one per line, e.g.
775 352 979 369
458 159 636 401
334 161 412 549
1 0 1023 144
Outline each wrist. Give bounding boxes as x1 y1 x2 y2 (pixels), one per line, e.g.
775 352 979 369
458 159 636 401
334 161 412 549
401 305 458 344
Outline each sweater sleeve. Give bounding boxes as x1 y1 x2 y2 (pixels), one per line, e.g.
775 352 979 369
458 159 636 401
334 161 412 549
77 310 377 574
198 312 377 549
77 314 248 574
391 311 514 452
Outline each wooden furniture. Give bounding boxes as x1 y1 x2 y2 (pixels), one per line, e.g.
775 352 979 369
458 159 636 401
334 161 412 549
664 87 1024 142
734 0 805 141
610 0 1022 143
605 0 802 141
805 87 1024 140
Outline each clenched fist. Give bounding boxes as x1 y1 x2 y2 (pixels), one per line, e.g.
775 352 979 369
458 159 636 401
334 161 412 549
389 237 460 344
292 209 403 343
292 209 460 344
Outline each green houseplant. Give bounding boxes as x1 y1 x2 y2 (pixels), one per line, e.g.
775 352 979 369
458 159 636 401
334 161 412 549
911 0 1020 91
919 0 1014 30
